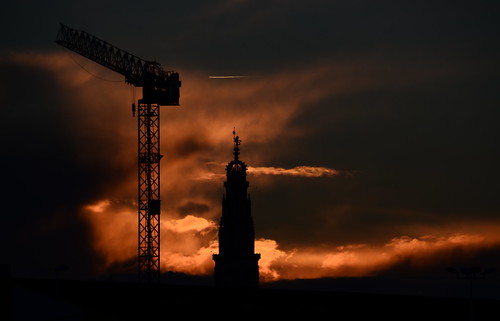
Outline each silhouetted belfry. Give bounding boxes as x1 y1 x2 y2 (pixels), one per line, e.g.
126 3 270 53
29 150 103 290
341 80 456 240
213 129 260 288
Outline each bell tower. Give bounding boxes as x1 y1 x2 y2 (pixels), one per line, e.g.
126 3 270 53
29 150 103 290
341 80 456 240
213 129 260 288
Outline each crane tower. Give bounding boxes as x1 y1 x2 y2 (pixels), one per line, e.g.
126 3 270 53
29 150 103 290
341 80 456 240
55 23 181 283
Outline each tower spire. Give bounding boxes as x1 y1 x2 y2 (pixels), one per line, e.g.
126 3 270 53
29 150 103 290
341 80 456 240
212 129 260 288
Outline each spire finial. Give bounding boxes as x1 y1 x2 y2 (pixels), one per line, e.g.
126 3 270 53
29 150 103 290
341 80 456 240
233 127 241 160
233 127 241 147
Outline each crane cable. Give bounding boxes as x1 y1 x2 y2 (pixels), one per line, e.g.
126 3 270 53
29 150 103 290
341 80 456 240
64 48 137 116
64 49 123 83
131 85 136 117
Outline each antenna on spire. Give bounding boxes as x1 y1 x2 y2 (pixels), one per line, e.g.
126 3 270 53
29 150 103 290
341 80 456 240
233 127 241 160
233 127 241 147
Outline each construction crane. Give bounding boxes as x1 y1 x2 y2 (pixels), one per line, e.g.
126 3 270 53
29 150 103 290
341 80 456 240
55 23 181 283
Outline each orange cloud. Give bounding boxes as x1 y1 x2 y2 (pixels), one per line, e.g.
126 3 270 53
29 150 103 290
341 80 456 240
163 215 216 234
82 198 500 281
263 233 499 280
255 238 294 281
248 166 341 177
17 51 499 282
82 200 218 275
194 165 343 180
82 200 136 270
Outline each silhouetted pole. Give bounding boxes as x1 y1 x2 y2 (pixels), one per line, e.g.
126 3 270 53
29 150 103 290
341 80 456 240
445 266 496 321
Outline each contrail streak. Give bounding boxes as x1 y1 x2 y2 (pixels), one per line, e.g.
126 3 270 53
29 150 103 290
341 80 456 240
208 75 252 79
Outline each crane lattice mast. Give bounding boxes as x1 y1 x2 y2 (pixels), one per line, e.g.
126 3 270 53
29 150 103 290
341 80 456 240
55 23 181 283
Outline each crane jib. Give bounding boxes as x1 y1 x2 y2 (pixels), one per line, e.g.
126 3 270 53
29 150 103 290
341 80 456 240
55 23 180 106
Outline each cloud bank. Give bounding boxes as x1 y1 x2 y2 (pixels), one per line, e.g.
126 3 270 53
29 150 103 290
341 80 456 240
2 0 500 282
83 198 500 282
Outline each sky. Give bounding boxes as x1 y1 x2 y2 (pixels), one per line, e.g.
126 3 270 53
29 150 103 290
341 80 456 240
1 0 500 290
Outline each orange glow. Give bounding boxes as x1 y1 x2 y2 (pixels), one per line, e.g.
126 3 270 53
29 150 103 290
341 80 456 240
255 238 294 281
20 51 500 282
83 200 218 275
254 232 500 280
82 200 136 270
160 215 218 275
82 198 500 281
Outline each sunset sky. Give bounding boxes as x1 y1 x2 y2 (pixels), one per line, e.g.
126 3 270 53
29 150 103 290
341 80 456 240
2 1 500 289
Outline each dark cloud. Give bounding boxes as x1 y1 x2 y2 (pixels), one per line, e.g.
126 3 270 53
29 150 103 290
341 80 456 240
0 56 136 277
177 201 210 216
169 135 215 159
1 59 92 277
287 70 500 215
1 0 499 281
5 1 498 73
377 239 500 278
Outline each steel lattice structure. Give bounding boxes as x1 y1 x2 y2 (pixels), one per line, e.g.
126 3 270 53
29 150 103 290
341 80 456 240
137 103 161 282
55 23 180 283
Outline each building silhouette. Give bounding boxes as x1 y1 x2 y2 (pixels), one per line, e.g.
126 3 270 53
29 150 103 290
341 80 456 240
213 130 260 288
